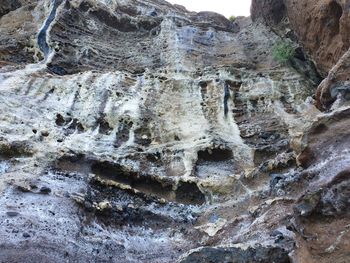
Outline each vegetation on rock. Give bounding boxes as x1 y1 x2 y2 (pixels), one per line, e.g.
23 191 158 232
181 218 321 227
272 40 295 63
228 15 236 22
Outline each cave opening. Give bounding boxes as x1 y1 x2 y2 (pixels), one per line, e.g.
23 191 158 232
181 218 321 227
197 148 233 162
175 181 206 205
91 161 134 185
91 161 205 205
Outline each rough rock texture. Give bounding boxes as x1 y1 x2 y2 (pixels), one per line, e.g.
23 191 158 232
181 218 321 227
315 48 350 110
0 0 349 262
252 0 350 75
251 0 350 110
285 0 350 75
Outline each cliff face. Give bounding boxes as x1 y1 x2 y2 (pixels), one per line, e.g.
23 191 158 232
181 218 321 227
0 0 349 262
251 0 350 110
252 0 349 74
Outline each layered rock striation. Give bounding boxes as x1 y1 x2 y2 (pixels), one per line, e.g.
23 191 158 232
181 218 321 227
0 0 349 262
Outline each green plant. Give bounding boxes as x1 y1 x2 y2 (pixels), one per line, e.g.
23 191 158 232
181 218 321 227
228 15 236 22
272 40 295 63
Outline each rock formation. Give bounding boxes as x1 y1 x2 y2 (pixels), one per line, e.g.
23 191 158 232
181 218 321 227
0 0 349 262
251 0 350 110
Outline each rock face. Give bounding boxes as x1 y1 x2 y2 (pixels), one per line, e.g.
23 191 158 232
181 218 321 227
0 0 349 262
285 0 350 76
252 0 350 75
251 0 350 110
315 48 350 110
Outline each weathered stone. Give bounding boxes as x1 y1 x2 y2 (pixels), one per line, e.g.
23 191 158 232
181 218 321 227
252 0 350 76
0 0 21 18
0 0 349 262
180 246 290 263
316 49 350 110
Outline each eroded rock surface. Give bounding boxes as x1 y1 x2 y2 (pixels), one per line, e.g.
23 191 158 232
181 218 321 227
0 0 349 262
252 0 350 75
251 0 350 111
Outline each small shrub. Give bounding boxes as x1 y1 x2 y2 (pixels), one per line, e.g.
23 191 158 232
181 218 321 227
229 15 236 22
272 40 295 63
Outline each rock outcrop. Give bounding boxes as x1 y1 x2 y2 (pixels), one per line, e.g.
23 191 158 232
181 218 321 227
251 0 350 110
0 0 349 262
252 0 350 75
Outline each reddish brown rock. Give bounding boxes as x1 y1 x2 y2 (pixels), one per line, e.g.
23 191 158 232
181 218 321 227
252 0 350 76
315 49 350 110
251 0 287 26
252 0 350 110
297 107 350 167
285 0 350 75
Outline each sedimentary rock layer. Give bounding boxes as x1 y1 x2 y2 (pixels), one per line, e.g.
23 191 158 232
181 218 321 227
0 0 349 262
